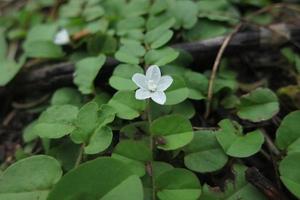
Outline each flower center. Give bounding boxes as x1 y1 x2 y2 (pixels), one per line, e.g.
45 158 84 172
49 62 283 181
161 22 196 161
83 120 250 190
148 80 157 92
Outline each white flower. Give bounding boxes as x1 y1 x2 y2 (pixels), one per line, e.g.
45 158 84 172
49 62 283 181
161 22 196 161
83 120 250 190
132 65 173 105
54 29 70 45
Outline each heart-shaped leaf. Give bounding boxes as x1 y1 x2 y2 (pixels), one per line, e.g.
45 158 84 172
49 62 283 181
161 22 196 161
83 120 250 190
108 91 146 120
35 105 79 139
74 55 106 94
237 88 279 122
145 47 179 66
109 64 143 91
216 119 264 158
165 75 189 105
184 130 228 173
150 115 193 150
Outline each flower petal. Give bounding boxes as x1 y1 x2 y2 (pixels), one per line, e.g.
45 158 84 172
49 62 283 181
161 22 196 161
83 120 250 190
132 73 147 89
54 29 70 45
157 75 173 91
146 65 161 83
151 91 166 105
135 89 151 100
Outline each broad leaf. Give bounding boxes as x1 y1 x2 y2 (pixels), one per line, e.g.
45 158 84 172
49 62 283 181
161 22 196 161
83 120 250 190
0 155 62 200
47 157 143 200
165 75 189 105
74 55 106 94
184 130 228 173
237 88 279 122
109 64 143 91
150 115 194 150
216 119 264 158
108 91 146 120
145 47 179 66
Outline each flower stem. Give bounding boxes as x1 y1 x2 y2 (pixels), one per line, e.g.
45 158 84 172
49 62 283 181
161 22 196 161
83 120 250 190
146 100 156 200
75 144 84 168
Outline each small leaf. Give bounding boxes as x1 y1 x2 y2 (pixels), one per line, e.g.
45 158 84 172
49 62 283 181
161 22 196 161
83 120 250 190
165 75 189 105
0 58 25 86
237 88 279 122
184 130 228 173
74 55 106 94
156 168 201 200
35 105 78 139
50 87 82 106
145 47 179 66
169 0 198 29
115 42 145 64
109 64 143 91
47 157 143 200
0 29 7 60
150 115 194 150
108 91 146 120
275 111 300 152
0 155 62 200
200 164 266 200
184 71 208 100
112 140 152 176
84 126 113 154
279 153 300 199
24 41 64 58
216 119 264 158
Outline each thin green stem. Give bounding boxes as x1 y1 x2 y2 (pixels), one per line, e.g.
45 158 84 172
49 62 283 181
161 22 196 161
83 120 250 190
75 144 84 168
146 100 156 200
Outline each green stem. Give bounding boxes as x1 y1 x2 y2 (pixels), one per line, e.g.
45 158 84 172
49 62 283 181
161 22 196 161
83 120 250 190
146 100 156 200
75 144 84 168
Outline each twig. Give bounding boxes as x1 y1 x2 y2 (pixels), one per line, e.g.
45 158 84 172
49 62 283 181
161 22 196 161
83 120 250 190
260 129 281 157
2 110 16 126
204 24 242 119
12 94 50 109
246 167 287 200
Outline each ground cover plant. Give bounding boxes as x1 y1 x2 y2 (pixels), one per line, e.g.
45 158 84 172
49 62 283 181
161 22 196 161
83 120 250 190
1 0 300 199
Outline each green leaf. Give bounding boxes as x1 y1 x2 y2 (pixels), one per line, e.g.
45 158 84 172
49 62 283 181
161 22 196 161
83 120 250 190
24 41 64 58
144 19 175 49
0 58 25 86
84 126 113 154
237 88 279 122
184 19 228 41
109 64 143 91
0 29 7 60
74 55 106 94
279 153 300 199
275 111 300 152
83 5 104 21
0 155 62 200
112 140 152 176
156 168 201 200
197 0 240 24
47 157 143 200
200 164 266 200
165 75 189 105
145 47 179 66
50 87 82 106
25 24 57 43
108 91 146 120
115 42 145 64
216 119 264 158
35 105 79 139
184 130 228 173
169 0 198 29
150 115 194 150
23 120 39 143
184 71 208 100
117 17 145 36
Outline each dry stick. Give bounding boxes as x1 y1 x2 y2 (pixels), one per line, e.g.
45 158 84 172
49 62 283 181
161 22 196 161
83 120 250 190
246 167 287 200
204 24 242 119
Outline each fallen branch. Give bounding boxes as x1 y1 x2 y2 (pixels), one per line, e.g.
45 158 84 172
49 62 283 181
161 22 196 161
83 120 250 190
1 23 300 97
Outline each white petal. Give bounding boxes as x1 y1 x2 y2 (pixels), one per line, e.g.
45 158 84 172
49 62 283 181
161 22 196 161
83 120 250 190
132 73 147 89
54 29 70 45
157 75 173 91
135 89 151 100
151 91 166 105
146 65 161 83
